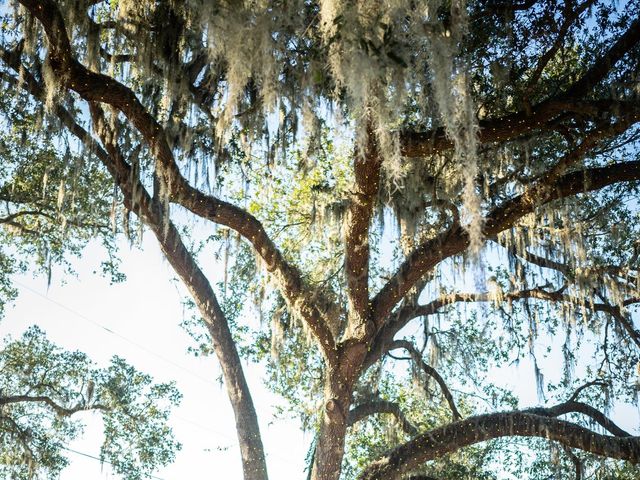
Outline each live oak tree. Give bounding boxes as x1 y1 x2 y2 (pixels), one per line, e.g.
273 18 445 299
0 326 181 480
1 0 640 479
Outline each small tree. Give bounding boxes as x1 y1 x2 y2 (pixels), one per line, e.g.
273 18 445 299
1 0 640 479
0 327 181 479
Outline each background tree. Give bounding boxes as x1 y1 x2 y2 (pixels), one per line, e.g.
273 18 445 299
1 0 640 479
0 326 181 480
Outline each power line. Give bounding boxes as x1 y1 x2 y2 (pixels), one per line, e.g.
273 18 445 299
12 281 246 442
171 412 237 444
13 279 217 387
12 279 301 468
170 413 301 467
14 279 247 443
62 446 168 480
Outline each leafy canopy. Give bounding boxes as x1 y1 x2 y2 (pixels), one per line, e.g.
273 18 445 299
0 326 181 480
0 0 640 479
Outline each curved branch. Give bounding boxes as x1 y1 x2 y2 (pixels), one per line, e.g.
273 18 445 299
592 302 640 349
490 238 571 276
358 411 640 480
0 414 37 466
88 104 269 480
400 14 640 158
347 400 418 437
369 284 640 369
494 238 639 288
387 340 461 421
524 401 631 438
0 395 109 417
0 48 270 480
0 210 47 224
373 155 640 330
485 157 640 236
524 0 597 93
371 224 468 329
567 380 608 403
16 0 336 361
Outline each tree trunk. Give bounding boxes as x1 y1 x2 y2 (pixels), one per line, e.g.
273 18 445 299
312 342 368 480
88 107 270 480
148 208 270 480
312 374 352 480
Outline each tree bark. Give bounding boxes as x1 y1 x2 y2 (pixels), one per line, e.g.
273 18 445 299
156 217 269 480
89 106 269 480
358 412 640 480
344 127 381 334
312 341 369 480
312 372 353 480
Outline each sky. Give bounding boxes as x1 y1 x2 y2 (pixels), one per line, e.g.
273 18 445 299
2 232 639 479
1 236 309 480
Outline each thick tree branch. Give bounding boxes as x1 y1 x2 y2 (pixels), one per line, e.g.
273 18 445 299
358 411 640 480
1 53 271 479
371 225 468 330
89 104 269 480
400 14 640 158
369 285 640 368
344 128 382 334
472 0 538 19
485 158 640 236
373 154 640 330
16 0 336 361
347 400 419 437
179 194 336 360
524 401 631 438
0 395 109 417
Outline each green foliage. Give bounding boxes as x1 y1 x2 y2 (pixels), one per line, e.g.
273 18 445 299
0 326 181 480
1 0 639 478
0 87 124 300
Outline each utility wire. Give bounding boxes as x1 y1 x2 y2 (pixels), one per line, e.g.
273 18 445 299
62 446 168 480
14 279 216 386
12 279 300 468
14 279 239 442
14 281 241 426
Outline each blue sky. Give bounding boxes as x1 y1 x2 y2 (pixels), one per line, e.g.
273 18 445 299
1 236 308 479
2 218 638 479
